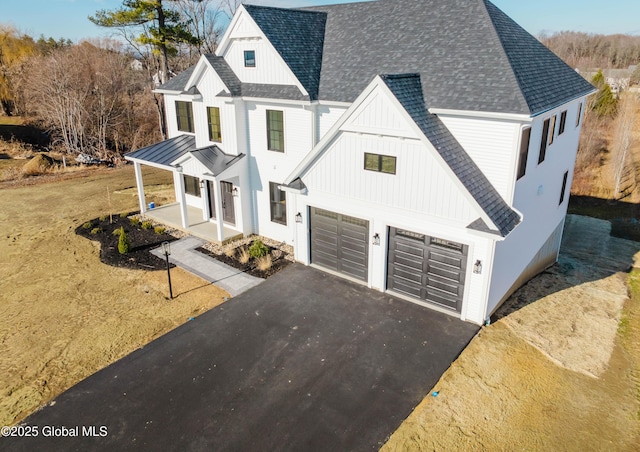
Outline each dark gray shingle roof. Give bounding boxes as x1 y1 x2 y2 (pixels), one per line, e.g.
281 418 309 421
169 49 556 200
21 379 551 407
381 73 520 236
286 0 592 115
204 55 242 95
157 67 195 92
244 5 326 100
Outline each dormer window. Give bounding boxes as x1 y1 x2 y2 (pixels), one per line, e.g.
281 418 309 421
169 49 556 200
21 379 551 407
244 50 256 67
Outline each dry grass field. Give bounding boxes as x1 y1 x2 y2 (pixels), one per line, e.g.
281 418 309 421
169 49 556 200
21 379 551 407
0 165 229 426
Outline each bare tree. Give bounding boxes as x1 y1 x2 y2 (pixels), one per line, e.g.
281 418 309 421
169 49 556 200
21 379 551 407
174 0 225 55
611 93 638 199
222 0 242 20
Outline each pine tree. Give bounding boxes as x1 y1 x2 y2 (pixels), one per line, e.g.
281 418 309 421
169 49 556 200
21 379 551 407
590 70 618 117
117 227 130 254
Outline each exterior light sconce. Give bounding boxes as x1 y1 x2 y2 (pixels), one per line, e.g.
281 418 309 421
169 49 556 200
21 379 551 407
372 233 380 246
232 187 238 196
161 241 173 299
473 259 482 274
295 212 303 223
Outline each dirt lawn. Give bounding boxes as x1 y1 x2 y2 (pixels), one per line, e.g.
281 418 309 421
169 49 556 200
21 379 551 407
383 215 640 450
0 166 229 426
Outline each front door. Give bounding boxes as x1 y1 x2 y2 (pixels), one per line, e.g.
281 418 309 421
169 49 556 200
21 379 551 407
221 181 235 225
207 180 216 220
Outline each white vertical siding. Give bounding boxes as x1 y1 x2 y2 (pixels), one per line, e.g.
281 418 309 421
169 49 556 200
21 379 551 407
317 105 348 140
223 38 300 87
438 115 521 202
303 132 476 224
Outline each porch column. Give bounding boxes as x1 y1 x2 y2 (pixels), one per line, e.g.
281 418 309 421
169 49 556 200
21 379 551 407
213 177 224 242
174 168 189 229
134 161 146 214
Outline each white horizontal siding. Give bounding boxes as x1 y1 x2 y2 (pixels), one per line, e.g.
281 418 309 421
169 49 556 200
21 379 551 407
303 132 476 224
439 116 521 202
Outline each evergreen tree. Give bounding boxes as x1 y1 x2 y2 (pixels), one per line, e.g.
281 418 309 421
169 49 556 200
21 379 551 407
590 70 617 117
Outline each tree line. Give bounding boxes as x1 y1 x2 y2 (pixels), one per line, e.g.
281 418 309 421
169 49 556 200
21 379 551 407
0 0 241 160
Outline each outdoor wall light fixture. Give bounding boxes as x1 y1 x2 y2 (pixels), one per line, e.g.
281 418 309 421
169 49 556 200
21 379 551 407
161 241 173 299
473 259 482 274
295 212 303 223
372 233 380 246
232 187 238 196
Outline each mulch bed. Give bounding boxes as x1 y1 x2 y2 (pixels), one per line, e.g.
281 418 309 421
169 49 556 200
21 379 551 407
196 243 291 279
75 213 177 270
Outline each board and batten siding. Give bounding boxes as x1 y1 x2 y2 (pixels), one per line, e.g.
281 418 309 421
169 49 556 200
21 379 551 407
438 115 522 203
302 132 477 224
223 38 300 87
245 101 314 243
316 105 348 143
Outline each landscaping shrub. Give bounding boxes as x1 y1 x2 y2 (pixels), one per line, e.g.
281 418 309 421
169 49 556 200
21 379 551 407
112 228 122 236
238 247 250 264
256 254 272 271
224 248 236 258
82 221 93 229
129 216 140 226
249 239 269 258
154 226 166 235
119 212 129 218
99 215 108 222
117 227 129 254
141 221 153 230
90 227 101 235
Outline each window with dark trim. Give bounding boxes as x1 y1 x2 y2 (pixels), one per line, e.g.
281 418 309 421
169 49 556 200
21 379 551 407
539 118 550 164
244 50 255 67
269 182 287 225
548 115 557 145
559 110 567 135
266 110 284 152
517 127 531 180
184 175 201 197
576 102 583 127
364 153 397 174
207 106 222 142
175 101 194 133
559 171 569 205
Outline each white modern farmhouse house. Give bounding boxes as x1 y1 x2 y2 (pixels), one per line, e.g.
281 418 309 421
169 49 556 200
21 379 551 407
126 0 595 325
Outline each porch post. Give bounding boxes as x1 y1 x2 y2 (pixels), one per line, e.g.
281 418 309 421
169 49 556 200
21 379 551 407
174 167 189 229
201 180 210 221
213 177 224 242
134 161 147 214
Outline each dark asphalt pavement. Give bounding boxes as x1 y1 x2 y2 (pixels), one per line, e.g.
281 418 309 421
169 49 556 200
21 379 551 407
1 264 479 451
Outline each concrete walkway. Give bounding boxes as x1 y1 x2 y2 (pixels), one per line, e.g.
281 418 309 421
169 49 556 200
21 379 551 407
150 236 263 297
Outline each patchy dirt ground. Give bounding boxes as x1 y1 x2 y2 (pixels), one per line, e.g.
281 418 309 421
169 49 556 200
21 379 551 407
0 166 229 426
383 215 640 450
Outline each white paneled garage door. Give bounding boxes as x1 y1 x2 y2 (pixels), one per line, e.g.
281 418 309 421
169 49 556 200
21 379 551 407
310 207 369 282
387 228 467 312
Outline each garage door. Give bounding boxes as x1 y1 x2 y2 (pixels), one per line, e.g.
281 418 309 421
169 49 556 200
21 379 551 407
387 228 467 312
310 207 369 281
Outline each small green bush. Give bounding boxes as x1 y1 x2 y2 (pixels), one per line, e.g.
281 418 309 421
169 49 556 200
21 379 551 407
82 221 93 229
141 220 153 230
117 227 129 254
129 216 140 226
90 227 101 235
99 215 108 222
112 228 122 236
249 239 269 259
119 212 129 218
154 226 166 235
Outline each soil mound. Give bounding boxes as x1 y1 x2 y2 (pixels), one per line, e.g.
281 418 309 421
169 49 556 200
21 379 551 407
22 153 57 176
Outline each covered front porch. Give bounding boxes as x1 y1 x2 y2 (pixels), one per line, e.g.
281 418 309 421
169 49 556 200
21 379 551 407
125 134 251 245
144 203 243 244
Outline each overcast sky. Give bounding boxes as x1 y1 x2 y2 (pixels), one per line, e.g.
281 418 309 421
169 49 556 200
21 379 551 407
2 0 638 43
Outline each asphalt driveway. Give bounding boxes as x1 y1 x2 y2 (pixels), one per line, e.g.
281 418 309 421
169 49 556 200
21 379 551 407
2 264 478 451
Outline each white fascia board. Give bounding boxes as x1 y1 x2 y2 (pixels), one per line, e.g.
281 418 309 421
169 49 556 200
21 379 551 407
428 107 532 123
153 89 182 95
317 100 352 108
241 96 311 107
215 6 308 98
529 90 597 118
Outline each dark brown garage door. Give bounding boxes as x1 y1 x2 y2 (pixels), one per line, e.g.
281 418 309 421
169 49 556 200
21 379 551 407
310 207 369 282
387 228 467 312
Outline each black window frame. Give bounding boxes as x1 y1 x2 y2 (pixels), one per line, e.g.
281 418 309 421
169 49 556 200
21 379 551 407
269 182 287 225
559 171 569 205
364 153 397 175
184 175 201 197
207 106 222 142
175 101 194 133
559 110 567 135
244 50 256 67
517 127 531 180
266 110 285 152
538 118 550 164
548 115 557 145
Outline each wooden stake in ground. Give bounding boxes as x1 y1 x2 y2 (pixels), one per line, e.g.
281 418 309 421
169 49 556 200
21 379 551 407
107 186 113 224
